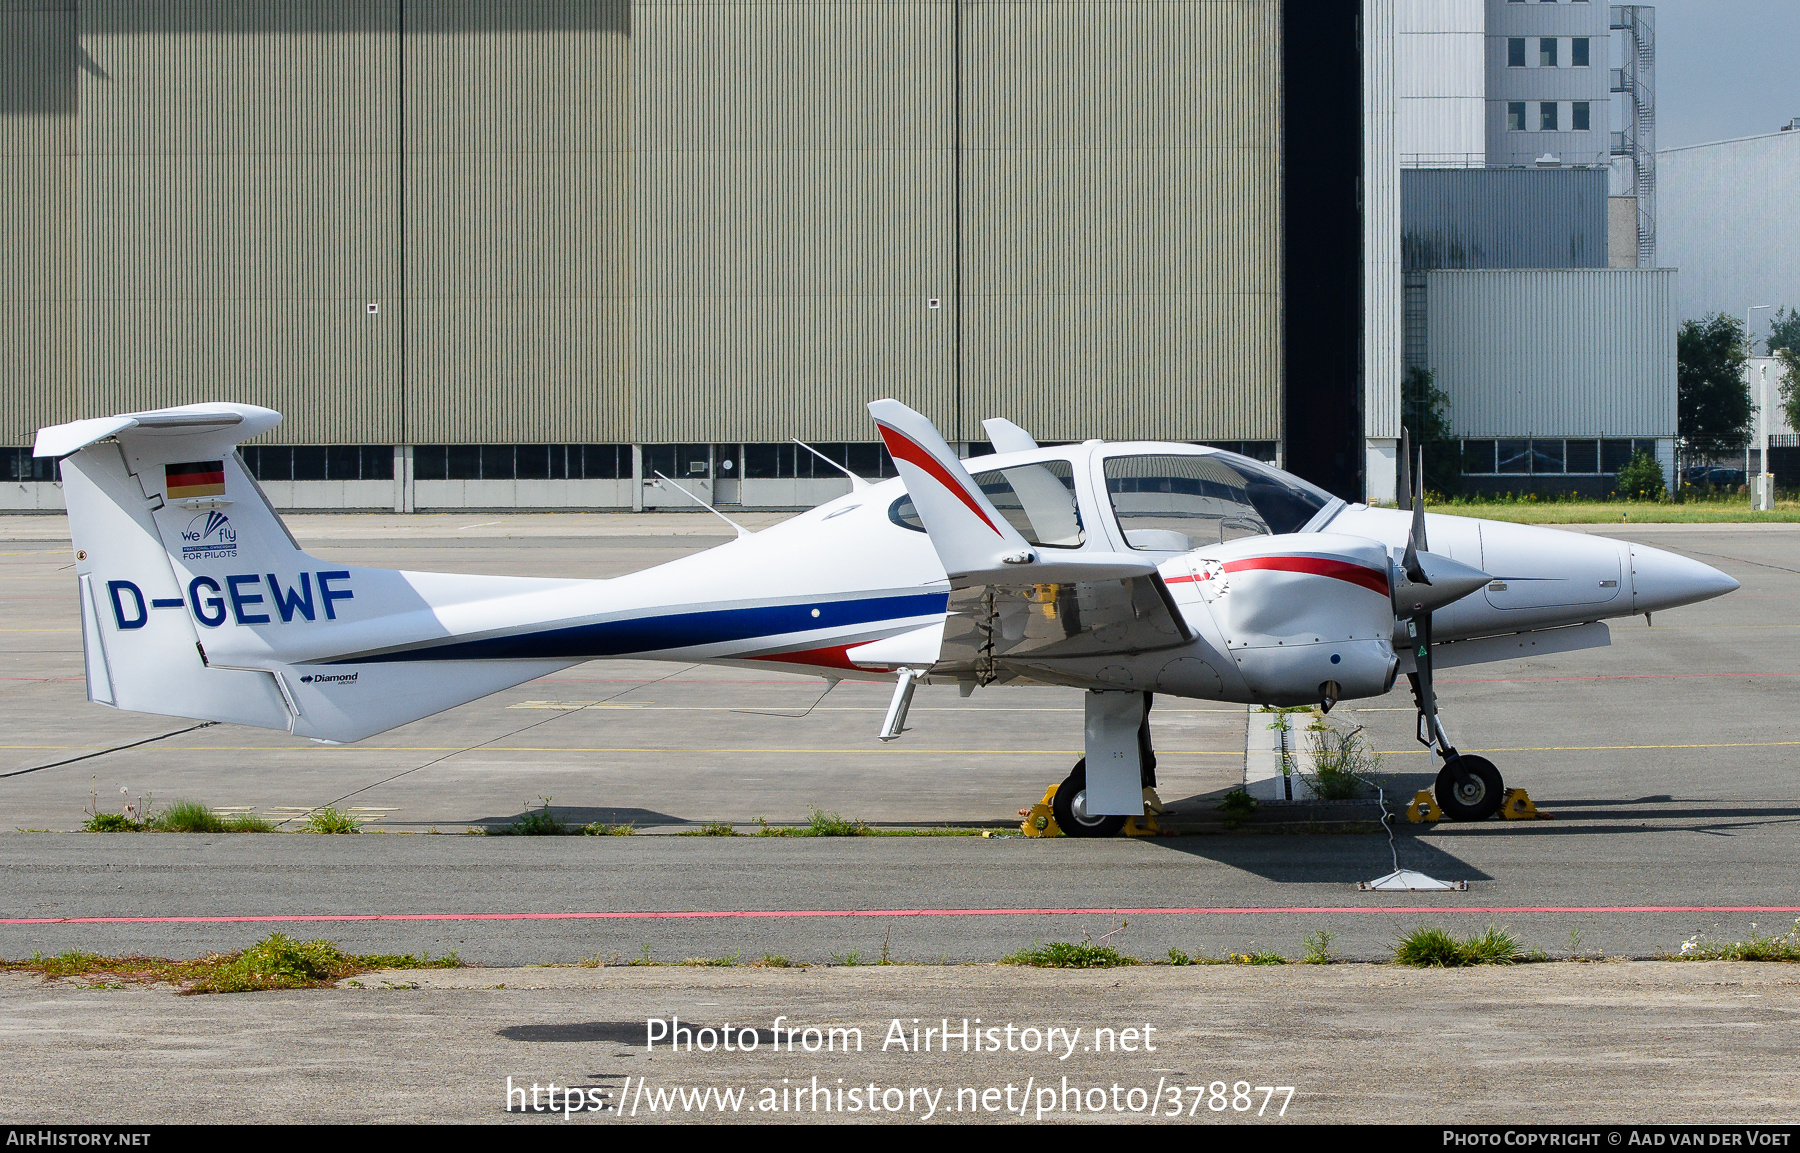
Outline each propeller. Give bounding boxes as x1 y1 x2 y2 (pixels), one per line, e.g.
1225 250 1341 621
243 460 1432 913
1389 434 1490 775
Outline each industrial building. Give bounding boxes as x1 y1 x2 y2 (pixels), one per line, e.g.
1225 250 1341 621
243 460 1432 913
0 1 1702 512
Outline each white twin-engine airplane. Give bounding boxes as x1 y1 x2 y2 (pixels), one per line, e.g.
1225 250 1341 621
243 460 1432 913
38 400 1736 833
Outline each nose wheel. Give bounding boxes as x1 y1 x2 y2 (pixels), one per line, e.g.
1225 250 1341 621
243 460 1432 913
1434 755 1503 822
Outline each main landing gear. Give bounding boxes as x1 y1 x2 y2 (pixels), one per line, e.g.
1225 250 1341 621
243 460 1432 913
1406 657 1504 823
1052 692 1158 838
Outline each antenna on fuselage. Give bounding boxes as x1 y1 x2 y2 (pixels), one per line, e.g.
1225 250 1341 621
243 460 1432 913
791 439 870 490
650 471 752 538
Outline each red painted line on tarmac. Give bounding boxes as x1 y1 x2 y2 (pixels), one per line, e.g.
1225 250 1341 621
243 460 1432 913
6 905 1799 926
1440 672 1800 684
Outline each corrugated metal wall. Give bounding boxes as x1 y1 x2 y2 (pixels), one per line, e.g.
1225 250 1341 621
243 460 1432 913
1402 167 1608 271
630 0 957 443
76 2 403 444
0 0 76 444
1424 268 1676 438
1658 133 1800 327
1363 0 1401 442
3 0 1285 448
404 2 630 444
960 0 1282 443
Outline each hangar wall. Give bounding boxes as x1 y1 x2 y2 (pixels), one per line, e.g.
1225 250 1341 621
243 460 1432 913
1 0 1285 476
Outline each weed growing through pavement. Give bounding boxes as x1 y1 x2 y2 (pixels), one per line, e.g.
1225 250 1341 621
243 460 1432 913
1228 949 1287 965
1302 722 1383 801
1216 788 1257 829
681 953 741 967
580 822 636 836
1302 930 1335 964
752 954 795 968
686 821 739 837
1000 942 1138 969
1393 924 1523 967
0 933 459 994
1671 920 1800 961
833 951 862 966
305 806 362 834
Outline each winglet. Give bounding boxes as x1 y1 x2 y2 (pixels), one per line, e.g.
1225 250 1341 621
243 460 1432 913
868 399 1035 578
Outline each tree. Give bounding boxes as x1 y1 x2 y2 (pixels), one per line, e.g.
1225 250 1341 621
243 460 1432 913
1768 307 1800 437
1677 313 1752 460
1401 366 1460 494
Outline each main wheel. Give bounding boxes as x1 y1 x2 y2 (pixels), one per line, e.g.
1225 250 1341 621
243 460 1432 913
1051 759 1127 838
1434 755 1504 822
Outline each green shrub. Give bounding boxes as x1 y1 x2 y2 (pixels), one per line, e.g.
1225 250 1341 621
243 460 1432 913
1000 942 1138 969
305 807 361 834
1303 725 1380 800
150 801 228 834
1615 450 1666 501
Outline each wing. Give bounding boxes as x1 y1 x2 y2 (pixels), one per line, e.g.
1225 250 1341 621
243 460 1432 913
867 399 1192 684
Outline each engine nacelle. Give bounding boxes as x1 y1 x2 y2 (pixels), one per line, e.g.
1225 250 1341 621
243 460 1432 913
1182 533 1399 706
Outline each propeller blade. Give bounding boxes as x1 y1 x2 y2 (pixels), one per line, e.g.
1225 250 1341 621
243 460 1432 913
1402 446 1429 585
1397 428 1413 512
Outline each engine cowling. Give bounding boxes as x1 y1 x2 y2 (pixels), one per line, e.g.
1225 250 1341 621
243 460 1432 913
1178 533 1399 706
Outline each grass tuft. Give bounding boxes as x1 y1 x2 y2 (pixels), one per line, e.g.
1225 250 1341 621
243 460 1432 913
305 807 361 835
1000 942 1138 969
224 813 275 833
685 821 739 837
1216 787 1257 829
1302 930 1335 965
751 954 795 968
1393 924 1522 967
681 953 740 967
83 812 142 833
0 933 459 994
580 822 636 836
149 800 227 834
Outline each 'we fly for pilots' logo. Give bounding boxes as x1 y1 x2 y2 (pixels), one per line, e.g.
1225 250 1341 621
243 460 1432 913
180 510 238 560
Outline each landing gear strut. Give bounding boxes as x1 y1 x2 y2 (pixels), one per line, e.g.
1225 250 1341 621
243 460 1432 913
1406 623 1504 822
1052 692 1157 838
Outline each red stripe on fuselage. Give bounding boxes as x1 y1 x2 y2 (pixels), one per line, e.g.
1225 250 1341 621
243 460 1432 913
874 422 1004 537
1221 555 1390 597
746 644 883 672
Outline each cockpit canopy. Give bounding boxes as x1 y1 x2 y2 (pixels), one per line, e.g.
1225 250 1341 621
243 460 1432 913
888 445 1335 555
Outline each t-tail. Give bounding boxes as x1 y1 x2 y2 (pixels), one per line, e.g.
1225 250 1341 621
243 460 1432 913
38 404 585 742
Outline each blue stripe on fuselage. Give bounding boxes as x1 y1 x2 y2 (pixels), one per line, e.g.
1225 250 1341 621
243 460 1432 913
328 591 950 663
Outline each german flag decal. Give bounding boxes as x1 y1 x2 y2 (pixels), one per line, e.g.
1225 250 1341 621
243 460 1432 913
165 460 227 499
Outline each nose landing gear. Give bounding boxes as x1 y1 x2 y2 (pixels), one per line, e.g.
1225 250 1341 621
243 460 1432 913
1407 659 1505 823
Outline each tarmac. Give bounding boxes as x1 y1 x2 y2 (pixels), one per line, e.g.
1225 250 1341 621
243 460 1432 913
1 512 1796 1123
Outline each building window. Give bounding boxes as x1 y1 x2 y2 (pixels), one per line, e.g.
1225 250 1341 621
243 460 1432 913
1540 101 1559 131
1531 440 1566 474
1508 102 1527 131
1539 38 1558 67
2 447 58 482
1462 441 1497 475
1497 440 1532 474
1572 37 1590 67
740 443 896 480
1572 101 1591 131
411 445 628 481
241 445 393 482
1565 440 1599 474
1508 38 1525 67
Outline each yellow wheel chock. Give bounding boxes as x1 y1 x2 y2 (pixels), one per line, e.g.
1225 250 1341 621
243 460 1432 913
1123 787 1165 837
1405 789 1442 823
1500 788 1551 820
1020 784 1061 837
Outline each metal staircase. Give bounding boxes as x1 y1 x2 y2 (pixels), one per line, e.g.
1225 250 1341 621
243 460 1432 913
1610 5 1657 267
